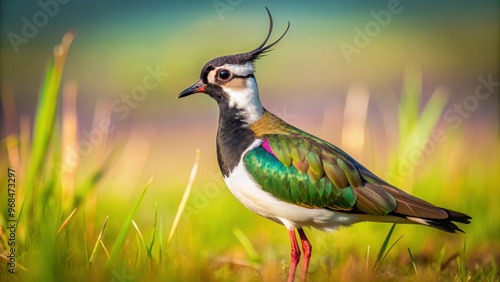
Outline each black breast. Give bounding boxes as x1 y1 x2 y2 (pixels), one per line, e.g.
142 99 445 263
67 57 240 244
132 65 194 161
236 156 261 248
216 103 256 177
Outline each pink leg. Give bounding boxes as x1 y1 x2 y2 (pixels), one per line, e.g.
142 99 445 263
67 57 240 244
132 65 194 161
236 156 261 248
287 229 301 282
298 229 312 282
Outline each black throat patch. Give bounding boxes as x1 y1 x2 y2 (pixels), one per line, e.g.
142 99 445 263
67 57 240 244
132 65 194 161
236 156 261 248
216 102 256 178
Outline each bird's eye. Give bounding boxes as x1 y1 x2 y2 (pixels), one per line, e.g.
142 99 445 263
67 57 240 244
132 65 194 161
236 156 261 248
218 69 231 80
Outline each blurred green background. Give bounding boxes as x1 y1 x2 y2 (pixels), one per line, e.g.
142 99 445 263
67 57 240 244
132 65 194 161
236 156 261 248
1 0 499 281
1 0 498 185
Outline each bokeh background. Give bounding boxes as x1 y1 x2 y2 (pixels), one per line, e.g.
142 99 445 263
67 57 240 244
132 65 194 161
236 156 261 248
1 0 499 280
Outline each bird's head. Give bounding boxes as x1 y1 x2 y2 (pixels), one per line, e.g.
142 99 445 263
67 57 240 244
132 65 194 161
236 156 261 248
178 8 290 124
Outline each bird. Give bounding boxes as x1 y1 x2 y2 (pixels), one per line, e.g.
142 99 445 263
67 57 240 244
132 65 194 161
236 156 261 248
178 8 471 282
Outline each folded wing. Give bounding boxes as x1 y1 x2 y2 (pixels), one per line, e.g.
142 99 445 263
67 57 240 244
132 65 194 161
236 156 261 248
243 130 471 233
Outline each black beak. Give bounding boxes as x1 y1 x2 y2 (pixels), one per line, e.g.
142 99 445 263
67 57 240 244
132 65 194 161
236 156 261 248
178 80 207 98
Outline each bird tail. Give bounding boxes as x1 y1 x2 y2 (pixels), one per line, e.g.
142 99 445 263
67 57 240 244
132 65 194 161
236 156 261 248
405 208 472 233
379 184 472 233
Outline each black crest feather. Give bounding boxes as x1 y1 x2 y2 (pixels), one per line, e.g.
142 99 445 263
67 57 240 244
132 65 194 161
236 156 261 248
200 8 290 82
246 7 291 61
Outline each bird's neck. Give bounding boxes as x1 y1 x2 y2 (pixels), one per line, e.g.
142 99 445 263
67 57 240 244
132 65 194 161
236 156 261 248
223 76 263 124
216 103 258 177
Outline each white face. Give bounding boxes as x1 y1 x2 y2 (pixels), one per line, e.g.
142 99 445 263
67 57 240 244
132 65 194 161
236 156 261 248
207 62 264 124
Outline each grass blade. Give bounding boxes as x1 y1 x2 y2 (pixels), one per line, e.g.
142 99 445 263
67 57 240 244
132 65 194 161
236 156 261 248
373 224 405 273
89 216 109 268
159 219 163 264
16 196 26 227
399 66 422 143
25 32 75 216
56 208 77 235
148 202 158 258
232 227 261 264
374 223 396 268
389 67 449 189
135 234 143 265
408 247 418 276
458 239 468 282
83 209 89 263
167 149 200 248
132 220 147 253
100 240 110 259
400 86 448 164
106 178 152 268
374 234 404 274
366 245 370 274
436 247 446 272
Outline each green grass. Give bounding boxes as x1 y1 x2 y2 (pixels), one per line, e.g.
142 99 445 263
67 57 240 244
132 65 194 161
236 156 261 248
0 33 499 282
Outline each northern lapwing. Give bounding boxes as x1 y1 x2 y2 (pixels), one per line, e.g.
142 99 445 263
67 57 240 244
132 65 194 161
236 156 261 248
178 9 471 282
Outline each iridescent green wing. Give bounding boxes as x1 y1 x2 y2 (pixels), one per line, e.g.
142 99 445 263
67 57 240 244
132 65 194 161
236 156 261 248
243 132 398 214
